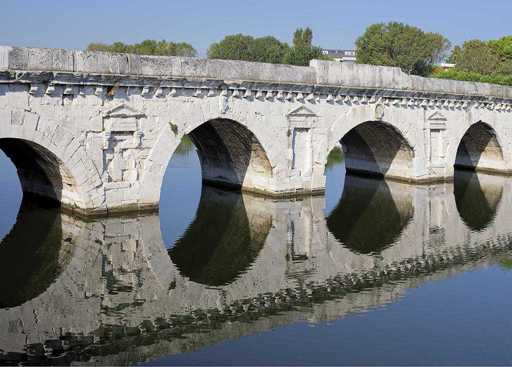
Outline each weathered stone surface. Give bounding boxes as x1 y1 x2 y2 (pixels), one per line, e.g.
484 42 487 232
0 45 512 213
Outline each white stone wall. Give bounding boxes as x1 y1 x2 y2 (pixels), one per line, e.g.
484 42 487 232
1 46 512 213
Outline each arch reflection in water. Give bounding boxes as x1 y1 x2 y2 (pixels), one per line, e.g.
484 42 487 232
327 174 413 254
0 196 66 308
2 178 512 364
168 186 272 286
454 170 504 232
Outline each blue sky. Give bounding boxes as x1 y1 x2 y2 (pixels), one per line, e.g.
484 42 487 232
0 0 509 56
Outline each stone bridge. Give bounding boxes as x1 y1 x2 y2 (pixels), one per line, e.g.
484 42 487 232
1 46 512 214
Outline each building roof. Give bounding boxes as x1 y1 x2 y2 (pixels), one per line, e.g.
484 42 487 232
321 49 357 58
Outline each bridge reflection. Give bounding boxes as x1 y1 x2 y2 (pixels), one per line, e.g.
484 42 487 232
454 170 504 232
327 175 413 254
0 173 511 364
0 196 64 308
168 186 271 286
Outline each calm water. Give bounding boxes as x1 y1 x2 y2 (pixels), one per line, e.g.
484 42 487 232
1 143 512 365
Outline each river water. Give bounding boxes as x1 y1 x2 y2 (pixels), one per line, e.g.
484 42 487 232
1 141 512 365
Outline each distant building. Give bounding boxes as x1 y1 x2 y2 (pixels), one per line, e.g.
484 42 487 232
321 49 357 63
436 63 456 70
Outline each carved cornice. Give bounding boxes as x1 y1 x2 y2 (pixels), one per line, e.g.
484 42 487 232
2 71 512 111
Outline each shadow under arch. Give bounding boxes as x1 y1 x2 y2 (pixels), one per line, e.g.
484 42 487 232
454 170 503 232
187 118 273 191
340 121 414 179
327 174 413 255
168 185 272 286
0 196 66 308
0 138 78 206
455 121 505 173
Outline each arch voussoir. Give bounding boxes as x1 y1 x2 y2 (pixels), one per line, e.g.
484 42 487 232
454 121 509 175
0 123 105 214
328 117 416 183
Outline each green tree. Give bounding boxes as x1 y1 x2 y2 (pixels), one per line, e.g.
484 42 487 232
208 28 326 66
207 34 254 61
293 27 313 48
433 35 512 86
448 45 462 64
451 40 501 75
356 22 450 75
86 39 197 57
282 46 324 66
489 36 512 60
207 34 289 64
488 36 512 74
87 42 127 53
283 27 326 66
249 36 290 64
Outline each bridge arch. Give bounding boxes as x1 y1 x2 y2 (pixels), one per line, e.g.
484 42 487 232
0 124 103 213
141 117 275 205
187 118 273 190
327 120 415 181
453 121 507 174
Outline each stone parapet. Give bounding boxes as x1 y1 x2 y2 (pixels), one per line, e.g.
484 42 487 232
2 45 512 100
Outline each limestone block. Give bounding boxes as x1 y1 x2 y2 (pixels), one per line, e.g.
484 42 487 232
108 118 137 132
5 85 29 108
85 136 105 173
37 94 62 106
108 156 124 182
28 47 74 71
84 114 103 132
51 127 74 148
9 109 39 131
0 110 9 125
0 46 74 71
74 51 130 75
139 55 181 76
88 189 106 207
105 188 124 207
0 85 8 103
122 185 139 202
123 169 138 182
9 109 24 126
104 181 130 190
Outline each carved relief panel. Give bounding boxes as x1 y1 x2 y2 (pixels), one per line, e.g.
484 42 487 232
286 106 318 178
427 111 448 168
101 104 145 184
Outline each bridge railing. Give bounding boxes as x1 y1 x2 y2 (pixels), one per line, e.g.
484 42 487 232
2 45 512 100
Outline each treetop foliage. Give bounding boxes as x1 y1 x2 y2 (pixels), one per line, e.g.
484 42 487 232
207 34 289 64
355 22 450 76
449 40 500 75
86 39 197 57
433 68 512 87
293 27 313 48
207 27 327 66
433 35 512 86
85 25 511 87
